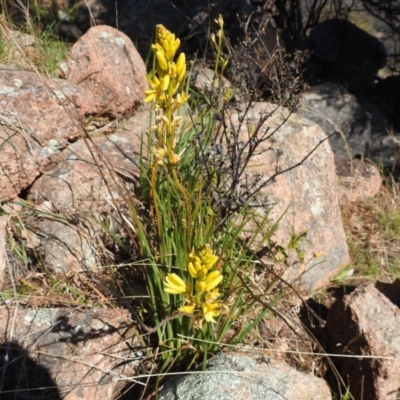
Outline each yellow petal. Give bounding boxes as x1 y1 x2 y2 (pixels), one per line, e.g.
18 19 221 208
203 302 221 322
188 262 198 278
156 50 168 72
205 271 223 291
144 91 156 103
178 304 195 314
166 38 180 60
195 281 206 294
164 273 186 294
205 288 220 302
162 74 170 91
197 267 208 279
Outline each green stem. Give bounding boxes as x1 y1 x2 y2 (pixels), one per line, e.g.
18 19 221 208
211 35 222 93
150 162 166 263
170 166 191 252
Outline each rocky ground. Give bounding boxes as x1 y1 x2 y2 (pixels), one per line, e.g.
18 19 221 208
1 1 400 400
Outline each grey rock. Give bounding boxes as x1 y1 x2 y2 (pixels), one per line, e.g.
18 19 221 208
298 82 371 159
25 217 100 274
156 351 332 400
298 82 400 167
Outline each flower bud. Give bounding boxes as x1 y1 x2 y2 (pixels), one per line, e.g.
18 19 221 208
176 53 186 82
168 79 180 97
161 74 170 91
168 152 180 165
211 33 216 46
169 62 177 77
162 39 170 53
166 39 180 60
156 51 168 72
188 262 198 278
217 15 224 29
156 24 168 43
197 267 208 279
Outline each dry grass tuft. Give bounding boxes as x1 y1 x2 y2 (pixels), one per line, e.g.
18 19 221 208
340 174 400 282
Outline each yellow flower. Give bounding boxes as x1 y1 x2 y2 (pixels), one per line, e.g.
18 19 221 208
203 301 221 322
171 92 190 112
205 288 220 302
205 270 223 292
198 245 219 270
178 304 195 314
164 273 187 294
152 147 167 165
144 75 165 103
188 246 219 278
168 151 181 165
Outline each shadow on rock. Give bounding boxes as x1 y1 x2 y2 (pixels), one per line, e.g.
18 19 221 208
0 340 62 400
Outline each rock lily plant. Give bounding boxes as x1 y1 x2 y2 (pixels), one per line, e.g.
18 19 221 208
144 24 224 331
137 17 287 374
